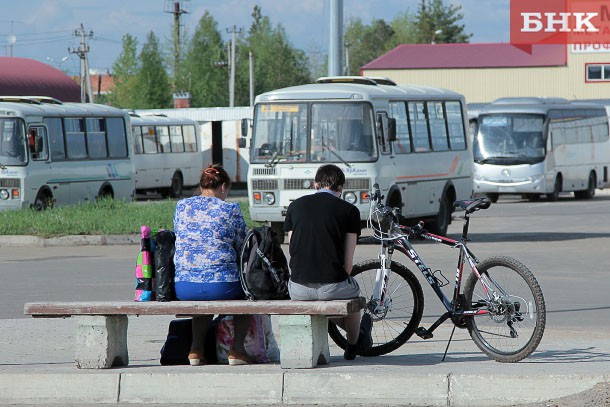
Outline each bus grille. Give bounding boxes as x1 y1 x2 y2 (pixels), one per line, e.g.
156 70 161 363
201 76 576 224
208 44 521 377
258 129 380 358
252 167 277 176
284 179 314 190
251 179 279 190
344 178 370 190
0 178 20 188
281 178 370 190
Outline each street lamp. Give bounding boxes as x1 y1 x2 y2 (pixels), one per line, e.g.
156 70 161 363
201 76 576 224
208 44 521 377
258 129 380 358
46 56 69 71
431 29 443 44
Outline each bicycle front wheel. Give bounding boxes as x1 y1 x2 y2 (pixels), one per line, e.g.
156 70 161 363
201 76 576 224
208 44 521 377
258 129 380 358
464 256 546 362
328 259 424 356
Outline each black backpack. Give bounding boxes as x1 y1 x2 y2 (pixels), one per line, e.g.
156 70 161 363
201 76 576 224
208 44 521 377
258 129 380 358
239 225 290 300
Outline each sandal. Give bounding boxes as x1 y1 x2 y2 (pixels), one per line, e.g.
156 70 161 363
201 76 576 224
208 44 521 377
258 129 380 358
227 350 255 365
188 351 206 366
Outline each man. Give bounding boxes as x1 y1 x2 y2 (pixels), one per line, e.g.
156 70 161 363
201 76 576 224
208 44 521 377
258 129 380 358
284 164 372 360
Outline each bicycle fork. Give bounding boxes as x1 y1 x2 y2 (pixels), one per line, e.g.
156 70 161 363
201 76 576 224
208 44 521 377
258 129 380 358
369 246 393 317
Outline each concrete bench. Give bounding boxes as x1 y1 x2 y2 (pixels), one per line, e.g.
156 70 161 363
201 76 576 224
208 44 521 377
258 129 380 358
24 299 365 370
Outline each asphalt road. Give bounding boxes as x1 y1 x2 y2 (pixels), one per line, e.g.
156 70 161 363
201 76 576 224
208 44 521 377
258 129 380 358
1 192 610 338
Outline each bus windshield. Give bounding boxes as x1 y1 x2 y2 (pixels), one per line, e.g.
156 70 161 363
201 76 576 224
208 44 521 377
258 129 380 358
473 113 546 165
251 102 377 164
0 118 26 165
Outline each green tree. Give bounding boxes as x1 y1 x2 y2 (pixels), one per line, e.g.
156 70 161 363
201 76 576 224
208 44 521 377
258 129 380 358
344 17 395 75
234 5 311 106
181 11 228 107
109 33 139 108
133 31 172 108
388 11 418 48
414 0 472 44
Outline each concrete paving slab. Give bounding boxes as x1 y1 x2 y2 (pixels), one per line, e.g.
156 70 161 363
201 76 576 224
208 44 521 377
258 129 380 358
1 315 609 406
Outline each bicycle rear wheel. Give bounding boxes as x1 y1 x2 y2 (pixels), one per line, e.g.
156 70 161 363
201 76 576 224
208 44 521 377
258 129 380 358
464 256 546 362
328 259 424 356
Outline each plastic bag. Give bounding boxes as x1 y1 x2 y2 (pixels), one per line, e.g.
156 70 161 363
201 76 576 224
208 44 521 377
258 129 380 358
135 225 155 301
215 315 280 364
154 230 176 301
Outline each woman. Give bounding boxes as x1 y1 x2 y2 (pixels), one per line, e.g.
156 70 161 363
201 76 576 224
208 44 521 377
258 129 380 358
173 164 253 366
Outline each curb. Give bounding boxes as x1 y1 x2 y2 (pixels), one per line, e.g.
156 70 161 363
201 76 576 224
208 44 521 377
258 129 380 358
0 371 606 406
0 234 140 247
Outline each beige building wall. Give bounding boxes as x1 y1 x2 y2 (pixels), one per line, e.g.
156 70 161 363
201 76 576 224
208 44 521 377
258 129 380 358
363 46 610 104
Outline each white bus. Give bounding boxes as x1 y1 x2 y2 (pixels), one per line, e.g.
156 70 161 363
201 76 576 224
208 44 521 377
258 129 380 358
130 114 203 197
0 96 134 211
472 97 610 202
243 76 473 241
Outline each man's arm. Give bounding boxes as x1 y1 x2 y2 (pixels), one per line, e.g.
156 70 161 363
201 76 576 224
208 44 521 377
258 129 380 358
343 232 357 275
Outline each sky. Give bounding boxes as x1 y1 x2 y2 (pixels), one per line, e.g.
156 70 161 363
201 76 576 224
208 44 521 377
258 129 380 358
1 0 510 76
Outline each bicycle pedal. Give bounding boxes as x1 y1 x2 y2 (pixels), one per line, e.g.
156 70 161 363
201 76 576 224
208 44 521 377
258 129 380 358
416 327 434 340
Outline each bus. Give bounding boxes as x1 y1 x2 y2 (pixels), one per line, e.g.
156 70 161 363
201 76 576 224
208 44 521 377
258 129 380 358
472 97 610 202
243 76 473 242
130 114 203 197
0 96 134 211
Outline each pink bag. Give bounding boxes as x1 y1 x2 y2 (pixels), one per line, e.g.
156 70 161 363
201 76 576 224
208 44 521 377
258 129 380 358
215 315 279 364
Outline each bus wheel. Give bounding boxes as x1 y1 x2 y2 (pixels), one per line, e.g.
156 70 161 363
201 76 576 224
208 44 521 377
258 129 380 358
574 172 596 199
169 173 183 198
428 195 451 236
32 191 53 211
97 184 114 201
546 176 562 202
486 193 499 203
271 222 285 244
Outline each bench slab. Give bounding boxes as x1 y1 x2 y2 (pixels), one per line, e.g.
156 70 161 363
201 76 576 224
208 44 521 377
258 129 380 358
24 299 365 369
24 299 364 317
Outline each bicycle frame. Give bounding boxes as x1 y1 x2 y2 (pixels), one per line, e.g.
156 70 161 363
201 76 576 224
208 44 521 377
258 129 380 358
371 206 493 337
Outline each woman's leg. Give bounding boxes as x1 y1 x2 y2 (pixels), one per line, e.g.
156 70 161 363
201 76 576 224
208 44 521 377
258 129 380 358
189 315 213 365
231 315 253 354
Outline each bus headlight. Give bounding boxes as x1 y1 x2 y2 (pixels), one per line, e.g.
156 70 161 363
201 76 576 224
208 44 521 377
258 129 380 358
263 192 275 205
0 189 9 200
530 174 544 183
344 191 357 204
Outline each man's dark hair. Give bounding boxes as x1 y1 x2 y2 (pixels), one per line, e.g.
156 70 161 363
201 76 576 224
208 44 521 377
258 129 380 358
315 164 345 191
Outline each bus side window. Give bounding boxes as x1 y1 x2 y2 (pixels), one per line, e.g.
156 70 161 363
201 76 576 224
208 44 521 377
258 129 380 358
29 127 49 161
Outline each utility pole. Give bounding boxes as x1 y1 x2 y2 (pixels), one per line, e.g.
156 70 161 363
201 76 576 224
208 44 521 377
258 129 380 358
226 25 241 107
328 0 343 76
69 23 93 103
164 0 190 90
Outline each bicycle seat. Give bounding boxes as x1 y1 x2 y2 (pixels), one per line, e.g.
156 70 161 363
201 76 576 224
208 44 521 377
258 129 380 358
454 197 492 213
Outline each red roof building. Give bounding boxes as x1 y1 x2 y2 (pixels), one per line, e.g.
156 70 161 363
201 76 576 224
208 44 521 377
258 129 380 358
0 57 80 102
361 43 610 103
362 43 567 70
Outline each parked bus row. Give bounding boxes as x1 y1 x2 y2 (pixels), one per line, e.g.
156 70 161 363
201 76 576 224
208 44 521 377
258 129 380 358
1 86 609 217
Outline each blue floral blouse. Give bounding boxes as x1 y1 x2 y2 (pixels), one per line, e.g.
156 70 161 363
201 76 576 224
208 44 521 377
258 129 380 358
173 196 247 284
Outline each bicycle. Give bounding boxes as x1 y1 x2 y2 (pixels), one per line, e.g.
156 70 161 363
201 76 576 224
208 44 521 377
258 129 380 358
328 184 546 362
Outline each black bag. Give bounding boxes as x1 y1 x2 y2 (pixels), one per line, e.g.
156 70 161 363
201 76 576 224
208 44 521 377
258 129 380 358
154 230 176 302
159 317 220 365
239 225 290 300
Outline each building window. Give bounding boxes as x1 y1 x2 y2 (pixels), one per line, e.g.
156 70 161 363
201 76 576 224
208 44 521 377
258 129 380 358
586 64 610 82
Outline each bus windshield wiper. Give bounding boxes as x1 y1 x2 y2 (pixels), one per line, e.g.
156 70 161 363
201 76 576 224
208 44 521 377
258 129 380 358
320 140 351 168
265 151 281 168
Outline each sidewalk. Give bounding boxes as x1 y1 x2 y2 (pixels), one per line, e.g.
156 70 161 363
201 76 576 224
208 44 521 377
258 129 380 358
1 315 609 406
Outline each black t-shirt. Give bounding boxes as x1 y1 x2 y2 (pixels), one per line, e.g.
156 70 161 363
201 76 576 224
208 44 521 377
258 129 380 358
284 191 361 284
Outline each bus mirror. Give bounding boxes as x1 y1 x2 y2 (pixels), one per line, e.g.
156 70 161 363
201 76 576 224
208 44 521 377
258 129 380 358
241 118 249 138
237 138 247 148
388 118 396 142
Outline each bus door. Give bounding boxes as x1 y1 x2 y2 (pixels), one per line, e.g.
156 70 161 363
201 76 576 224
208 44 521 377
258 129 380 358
26 125 59 205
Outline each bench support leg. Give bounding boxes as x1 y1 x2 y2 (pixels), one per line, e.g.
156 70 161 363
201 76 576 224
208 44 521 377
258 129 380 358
74 315 129 369
278 315 330 369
